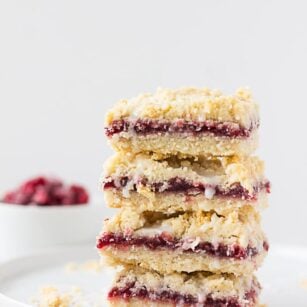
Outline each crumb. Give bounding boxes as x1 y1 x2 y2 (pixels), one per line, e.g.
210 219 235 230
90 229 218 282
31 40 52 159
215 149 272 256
31 286 72 307
64 259 105 273
299 279 307 289
31 285 105 307
65 262 78 272
81 259 105 272
31 286 87 307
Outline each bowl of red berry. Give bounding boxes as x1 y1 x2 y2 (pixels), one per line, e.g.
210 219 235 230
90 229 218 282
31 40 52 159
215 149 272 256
0 176 103 259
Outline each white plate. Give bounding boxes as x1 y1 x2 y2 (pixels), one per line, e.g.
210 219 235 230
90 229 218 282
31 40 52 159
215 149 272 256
0 245 113 307
0 245 307 306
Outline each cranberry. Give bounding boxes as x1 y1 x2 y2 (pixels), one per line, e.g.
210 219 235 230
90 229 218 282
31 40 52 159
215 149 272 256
2 176 89 206
32 187 50 205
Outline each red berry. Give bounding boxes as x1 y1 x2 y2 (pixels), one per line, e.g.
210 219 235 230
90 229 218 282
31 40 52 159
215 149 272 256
2 176 89 206
32 187 49 205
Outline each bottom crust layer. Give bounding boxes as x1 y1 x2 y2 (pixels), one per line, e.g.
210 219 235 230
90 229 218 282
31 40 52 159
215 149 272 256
100 246 267 275
109 132 258 157
104 190 269 213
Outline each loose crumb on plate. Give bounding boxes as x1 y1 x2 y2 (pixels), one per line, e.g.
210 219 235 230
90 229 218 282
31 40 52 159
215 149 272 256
31 286 73 307
64 259 105 273
31 285 106 307
299 279 307 289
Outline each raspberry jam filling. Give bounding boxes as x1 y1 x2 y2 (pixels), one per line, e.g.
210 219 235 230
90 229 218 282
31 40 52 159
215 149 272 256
105 119 258 138
108 281 259 307
97 233 269 260
103 176 270 201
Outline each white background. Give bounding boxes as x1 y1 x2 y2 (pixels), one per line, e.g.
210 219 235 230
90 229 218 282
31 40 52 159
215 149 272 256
0 0 306 248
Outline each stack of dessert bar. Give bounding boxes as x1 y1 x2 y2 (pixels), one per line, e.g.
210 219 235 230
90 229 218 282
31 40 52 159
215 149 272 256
97 87 270 306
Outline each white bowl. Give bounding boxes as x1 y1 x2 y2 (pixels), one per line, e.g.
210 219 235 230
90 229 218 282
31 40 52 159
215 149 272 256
0 201 111 261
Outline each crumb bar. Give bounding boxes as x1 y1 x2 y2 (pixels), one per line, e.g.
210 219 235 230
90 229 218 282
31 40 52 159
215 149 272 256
102 154 270 213
105 87 259 156
97 206 268 275
108 267 261 307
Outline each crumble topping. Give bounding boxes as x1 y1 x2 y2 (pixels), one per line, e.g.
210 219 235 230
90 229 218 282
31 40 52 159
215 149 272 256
105 87 259 128
100 206 265 248
102 154 267 195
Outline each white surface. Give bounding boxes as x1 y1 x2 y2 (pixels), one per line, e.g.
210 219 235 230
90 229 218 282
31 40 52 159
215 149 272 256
0 0 306 247
0 202 107 261
0 245 307 306
0 245 112 307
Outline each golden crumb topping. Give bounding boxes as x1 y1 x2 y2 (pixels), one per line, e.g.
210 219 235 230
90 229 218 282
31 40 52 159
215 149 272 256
105 87 259 128
103 205 265 248
102 153 266 193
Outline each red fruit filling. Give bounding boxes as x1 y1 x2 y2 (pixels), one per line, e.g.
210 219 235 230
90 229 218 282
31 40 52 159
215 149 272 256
103 176 270 201
105 119 258 138
97 233 269 260
2 176 89 206
108 281 259 307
